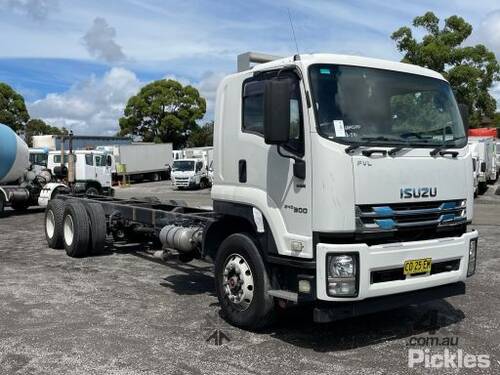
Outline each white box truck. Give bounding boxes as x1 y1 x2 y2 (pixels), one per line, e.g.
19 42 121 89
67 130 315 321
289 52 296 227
103 143 173 182
43 52 478 330
469 137 497 191
171 146 213 189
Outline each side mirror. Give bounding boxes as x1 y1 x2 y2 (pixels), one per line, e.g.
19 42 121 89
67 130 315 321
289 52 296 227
264 79 291 144
458 103 469 134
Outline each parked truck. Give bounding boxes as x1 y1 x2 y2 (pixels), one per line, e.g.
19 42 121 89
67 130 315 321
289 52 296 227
171 158 211 189
99 143 173 183
171 147 213 189
469 137 497 192
46 150 113 196
43 53 478 330
0 124 67 215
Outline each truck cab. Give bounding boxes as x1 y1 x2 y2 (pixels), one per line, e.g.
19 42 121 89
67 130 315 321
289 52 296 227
210 53 477 322
29 148 49 175
47 150 112 195
171 158 210 189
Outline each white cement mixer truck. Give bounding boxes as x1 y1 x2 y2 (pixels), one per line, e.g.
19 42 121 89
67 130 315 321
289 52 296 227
0 123 67 215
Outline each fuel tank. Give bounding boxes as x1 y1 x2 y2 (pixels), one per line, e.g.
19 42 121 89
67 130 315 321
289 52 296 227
0 123 30 184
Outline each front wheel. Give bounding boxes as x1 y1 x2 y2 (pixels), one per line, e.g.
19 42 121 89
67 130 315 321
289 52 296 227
85 186 100 196
214 233 275 330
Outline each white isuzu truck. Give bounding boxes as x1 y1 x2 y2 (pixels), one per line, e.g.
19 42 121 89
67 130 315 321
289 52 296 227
43 53 478 330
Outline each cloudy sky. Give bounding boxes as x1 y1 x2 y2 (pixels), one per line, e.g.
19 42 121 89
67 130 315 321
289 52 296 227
0 0 499 135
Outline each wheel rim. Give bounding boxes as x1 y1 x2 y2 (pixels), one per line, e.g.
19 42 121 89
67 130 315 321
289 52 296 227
46 210 55 239
222 253 254 311
87 188 98 196
64 214 75 246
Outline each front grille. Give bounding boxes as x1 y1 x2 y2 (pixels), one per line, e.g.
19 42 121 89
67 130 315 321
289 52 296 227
356 200 466 232
371 259 461 284
173 177 190 186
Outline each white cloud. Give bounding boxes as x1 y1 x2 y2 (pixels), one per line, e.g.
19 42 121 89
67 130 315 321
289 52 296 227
474 10 500 57
197 71 226 116
29 67 141 135
82 17 126 63
2 0 58 20
491 82 500 108
27 68 225 136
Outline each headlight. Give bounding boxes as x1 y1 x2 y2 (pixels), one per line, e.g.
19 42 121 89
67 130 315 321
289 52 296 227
327 254 358 297
467 239 477 277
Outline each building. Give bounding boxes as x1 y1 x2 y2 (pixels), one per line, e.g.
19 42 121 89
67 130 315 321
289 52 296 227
32 135 132 151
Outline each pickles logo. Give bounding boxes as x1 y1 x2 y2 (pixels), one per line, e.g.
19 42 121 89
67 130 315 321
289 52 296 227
400 187 437 199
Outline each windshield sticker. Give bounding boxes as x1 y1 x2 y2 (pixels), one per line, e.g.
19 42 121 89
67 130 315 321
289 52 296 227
333 120 346 137
320 68 331 75
345 124 361 138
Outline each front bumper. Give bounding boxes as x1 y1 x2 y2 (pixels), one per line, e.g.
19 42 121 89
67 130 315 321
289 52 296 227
313 281 465 323
172 178 195 187
316 230 478 302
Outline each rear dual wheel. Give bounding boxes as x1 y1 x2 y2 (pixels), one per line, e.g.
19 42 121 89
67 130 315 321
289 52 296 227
45 199 66 249
44 199 106 257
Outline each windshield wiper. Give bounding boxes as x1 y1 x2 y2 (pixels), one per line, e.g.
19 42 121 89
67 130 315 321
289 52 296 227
345 143 361 154
345 136 405 154
430 136 466 157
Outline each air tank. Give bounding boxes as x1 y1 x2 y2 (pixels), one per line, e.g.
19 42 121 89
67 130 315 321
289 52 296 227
0 123 30 184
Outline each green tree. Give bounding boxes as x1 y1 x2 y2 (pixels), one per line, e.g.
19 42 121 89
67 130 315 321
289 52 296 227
119 79 206 148
391 12 500 126
25 118 68 147
186 121 213 147
0 82 30 132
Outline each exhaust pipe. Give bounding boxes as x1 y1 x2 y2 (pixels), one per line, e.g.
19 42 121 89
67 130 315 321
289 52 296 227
159 225 202 253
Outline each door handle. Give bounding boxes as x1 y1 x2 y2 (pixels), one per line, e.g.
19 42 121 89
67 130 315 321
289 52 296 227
238 160 247 183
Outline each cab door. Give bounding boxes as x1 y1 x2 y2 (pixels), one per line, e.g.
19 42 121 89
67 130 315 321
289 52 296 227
94 154 111 188
239 71 312 255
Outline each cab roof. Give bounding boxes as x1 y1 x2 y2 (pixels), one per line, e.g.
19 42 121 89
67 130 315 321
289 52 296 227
248 53 446 81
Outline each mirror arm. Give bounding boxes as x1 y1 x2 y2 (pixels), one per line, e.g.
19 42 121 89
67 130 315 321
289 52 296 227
277 145 299 162
277 145 306 180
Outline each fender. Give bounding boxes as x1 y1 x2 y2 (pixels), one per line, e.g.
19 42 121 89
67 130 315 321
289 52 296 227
0 187 8 203
38 182 69 207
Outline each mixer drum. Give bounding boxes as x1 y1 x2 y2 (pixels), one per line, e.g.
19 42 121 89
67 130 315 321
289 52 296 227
0 123 30 184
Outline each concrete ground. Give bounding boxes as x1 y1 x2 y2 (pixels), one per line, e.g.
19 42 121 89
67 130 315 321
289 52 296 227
0 181 499 374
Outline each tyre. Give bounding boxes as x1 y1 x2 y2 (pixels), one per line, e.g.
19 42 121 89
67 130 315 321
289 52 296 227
478 181 488 195
152 173 160 182
214 233 275 330
84 202 106 255
0 198 5 217
85 186 100 196
199 179 207 189
45 199 66 249
63 201 90 257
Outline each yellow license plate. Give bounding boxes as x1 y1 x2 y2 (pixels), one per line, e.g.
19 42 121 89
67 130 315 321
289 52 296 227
403 258 432 275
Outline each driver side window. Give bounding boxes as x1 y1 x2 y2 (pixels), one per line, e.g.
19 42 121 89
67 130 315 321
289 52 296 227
242 73 304 156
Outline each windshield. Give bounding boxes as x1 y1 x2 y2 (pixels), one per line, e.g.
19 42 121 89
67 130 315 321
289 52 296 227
95 155 107 167
173 160 195 172
30 153 47 166
309 64 466 147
